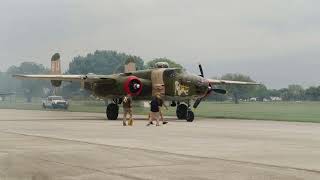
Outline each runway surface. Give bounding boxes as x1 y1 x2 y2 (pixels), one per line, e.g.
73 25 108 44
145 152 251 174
0 109 320 180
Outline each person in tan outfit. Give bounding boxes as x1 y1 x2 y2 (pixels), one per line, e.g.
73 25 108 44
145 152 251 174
122 94 132 126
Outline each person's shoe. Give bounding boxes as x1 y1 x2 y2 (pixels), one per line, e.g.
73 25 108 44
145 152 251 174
146 123 151 126
150 121 154 125
156 124 160 126
163 121 168 125
123 122 127 126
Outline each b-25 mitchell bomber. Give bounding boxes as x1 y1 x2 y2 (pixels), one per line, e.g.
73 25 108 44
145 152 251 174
14 53 259 122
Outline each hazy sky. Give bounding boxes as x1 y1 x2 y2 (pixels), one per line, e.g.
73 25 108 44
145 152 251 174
0 0 319 88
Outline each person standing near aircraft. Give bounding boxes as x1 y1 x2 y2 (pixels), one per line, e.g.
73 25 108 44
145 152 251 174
156 94 168 125
122 94 133 126
147 96 160 126
146 94 168 125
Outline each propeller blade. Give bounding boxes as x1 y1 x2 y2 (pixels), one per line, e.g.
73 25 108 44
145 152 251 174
212 88 227 94
193 97 203 109
198 64 204 77
194 89 226 108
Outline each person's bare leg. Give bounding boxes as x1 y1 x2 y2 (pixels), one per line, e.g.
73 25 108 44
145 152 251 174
128 109 133 125
159 110 163 122
147 113 151 125
148 113 154 124
148 113 151 123
156 112 160 126
129 108 132 120
123 110 127 126
147 112 154 126
159 110 168 124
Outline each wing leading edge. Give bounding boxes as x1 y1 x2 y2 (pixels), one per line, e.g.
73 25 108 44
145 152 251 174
208 79 260 85
13 74 116 83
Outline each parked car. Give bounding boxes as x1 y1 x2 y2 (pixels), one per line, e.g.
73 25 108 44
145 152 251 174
42 96 69 109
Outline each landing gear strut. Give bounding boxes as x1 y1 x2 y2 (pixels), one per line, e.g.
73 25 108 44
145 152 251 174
176 103 194 122
106 98 121 120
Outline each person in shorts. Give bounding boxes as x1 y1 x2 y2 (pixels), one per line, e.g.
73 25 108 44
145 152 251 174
156 94 168 125
122 94 132 126
147 96 160 126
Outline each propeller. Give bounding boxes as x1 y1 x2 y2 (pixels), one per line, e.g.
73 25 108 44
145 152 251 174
198 63 204 77
193 64 227 109
194 64 208 108
193 97 203 109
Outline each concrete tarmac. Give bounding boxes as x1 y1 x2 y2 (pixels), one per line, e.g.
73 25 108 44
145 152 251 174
0 109 320 180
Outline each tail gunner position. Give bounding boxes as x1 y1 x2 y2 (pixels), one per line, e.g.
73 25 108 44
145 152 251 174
14 54 259 122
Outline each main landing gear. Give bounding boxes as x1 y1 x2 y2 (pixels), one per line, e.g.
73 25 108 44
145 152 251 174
107 98 195 122
106 98 122 120
176 103 194 122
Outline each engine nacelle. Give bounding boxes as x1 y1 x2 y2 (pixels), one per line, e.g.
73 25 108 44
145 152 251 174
123 76 143 96
51 80 62 87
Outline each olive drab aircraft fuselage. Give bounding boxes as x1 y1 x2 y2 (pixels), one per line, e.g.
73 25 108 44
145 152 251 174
14 53 259 122
83 68 209 101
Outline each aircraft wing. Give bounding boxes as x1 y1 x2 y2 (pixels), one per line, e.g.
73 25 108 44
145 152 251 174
0 92 15 96
208 79 260 85
13 74 116 83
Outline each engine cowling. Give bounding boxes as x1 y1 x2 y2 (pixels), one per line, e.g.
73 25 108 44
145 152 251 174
123 76 143 96
51 80 62 87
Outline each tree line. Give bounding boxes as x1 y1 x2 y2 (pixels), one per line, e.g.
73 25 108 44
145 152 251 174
210 83 320 103
0 50 319 103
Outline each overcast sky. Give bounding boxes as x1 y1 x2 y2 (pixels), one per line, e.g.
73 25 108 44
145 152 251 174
0 0 319 88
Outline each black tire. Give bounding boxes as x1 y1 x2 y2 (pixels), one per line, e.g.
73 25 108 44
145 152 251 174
176 104 188 119
186 110 194 122
106 103 119 120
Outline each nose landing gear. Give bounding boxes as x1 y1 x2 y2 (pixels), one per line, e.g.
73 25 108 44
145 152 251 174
176 103 194 122
186 110 194 122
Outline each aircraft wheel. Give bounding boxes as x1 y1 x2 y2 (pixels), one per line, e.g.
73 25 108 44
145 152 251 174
106 103 119 120
186 110 194 122
176 104 188 119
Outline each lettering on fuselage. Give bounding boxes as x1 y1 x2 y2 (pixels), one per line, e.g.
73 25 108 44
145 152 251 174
175 81 189 96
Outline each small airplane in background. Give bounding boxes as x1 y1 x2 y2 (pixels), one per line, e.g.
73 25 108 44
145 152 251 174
14 53 259 122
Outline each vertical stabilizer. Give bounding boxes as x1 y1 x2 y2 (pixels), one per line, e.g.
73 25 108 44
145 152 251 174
124 57 136 73
50 53 62 95
51 53 61 75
